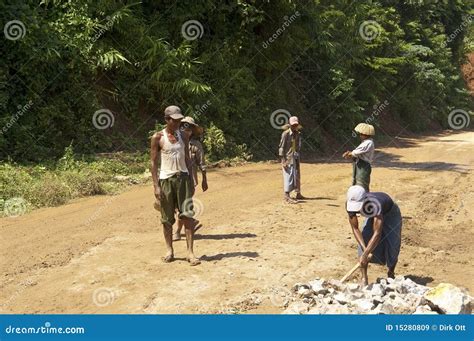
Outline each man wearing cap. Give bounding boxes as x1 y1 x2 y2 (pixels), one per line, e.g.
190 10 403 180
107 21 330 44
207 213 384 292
173 116 208 241
343 123 375 191
150 105 201 266
346 185 402 285
278 116 305 203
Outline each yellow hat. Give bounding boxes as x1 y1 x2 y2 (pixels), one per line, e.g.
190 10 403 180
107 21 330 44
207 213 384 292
354 123 375 136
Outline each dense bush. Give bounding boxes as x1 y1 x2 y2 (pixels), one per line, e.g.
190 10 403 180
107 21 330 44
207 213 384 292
0 0 472 163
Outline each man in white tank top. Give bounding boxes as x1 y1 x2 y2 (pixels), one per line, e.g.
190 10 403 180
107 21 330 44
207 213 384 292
150 105 201 266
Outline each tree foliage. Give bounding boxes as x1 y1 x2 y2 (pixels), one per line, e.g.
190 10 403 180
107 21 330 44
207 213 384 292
1 0 472 161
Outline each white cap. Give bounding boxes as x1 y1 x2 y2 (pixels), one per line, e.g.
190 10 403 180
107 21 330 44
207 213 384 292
346 185 367 212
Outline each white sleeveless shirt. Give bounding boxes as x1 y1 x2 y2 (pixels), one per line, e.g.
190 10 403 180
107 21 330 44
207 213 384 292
159 129 188 179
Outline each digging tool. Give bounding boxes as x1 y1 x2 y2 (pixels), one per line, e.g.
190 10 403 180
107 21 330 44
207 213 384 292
340 253 373 282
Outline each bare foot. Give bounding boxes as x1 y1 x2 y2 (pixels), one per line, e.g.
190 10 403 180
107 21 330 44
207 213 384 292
284 197 298 204
162 253 174 263
295 193 306 200
186 256 201 266
172 232 181 241
387 270 395 279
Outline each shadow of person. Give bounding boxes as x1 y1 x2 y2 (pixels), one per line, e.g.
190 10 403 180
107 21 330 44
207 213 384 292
298 197 336 201
200 251 259 261
405 275 434 286
194 233 257 240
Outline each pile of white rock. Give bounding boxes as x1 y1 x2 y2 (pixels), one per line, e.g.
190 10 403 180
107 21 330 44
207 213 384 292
284 276 472 314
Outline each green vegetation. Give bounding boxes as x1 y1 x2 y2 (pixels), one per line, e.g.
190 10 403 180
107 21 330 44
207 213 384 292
1 0 473 211
0 145 149 215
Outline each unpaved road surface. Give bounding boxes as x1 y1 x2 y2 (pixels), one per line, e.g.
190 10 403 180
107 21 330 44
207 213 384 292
1 131 473 314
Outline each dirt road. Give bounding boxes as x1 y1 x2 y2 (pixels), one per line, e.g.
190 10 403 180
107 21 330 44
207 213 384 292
1 131 473 314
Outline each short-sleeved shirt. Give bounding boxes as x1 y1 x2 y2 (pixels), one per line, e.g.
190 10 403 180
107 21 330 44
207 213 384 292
348 192 394 218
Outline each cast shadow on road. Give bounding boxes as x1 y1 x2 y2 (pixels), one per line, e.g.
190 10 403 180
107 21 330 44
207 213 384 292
297 197 340 207
194 233 257 240
405 275 434 286
199 251 259 261
373 151 469 173
299 196 336 201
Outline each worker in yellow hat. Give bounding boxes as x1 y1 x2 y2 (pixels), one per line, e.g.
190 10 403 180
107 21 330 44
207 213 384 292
342 123 375 191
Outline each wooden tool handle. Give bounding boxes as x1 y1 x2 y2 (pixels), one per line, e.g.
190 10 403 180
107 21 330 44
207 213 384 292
340 254 373 283
340 262 360 282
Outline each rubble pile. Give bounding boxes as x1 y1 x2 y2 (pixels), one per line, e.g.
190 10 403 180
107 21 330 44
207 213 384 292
284 276 472 315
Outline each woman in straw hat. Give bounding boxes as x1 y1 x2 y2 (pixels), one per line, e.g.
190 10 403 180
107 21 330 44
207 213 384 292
173 116 208 241
342 123 375 191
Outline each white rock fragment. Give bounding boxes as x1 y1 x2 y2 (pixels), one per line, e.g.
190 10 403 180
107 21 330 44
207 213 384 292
351 298 374 313
282 277 471 315
381 295 416 314
333 292 349 305
308 279 328 295
327 279 346 291
366 283 385 296
292 283 309 293
297 286 313 298
346 283 361 293
423 283 472 314
413 305 438 315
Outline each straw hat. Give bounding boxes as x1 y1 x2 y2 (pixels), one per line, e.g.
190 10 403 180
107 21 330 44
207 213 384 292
354 123 375 136
181 116 204 136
